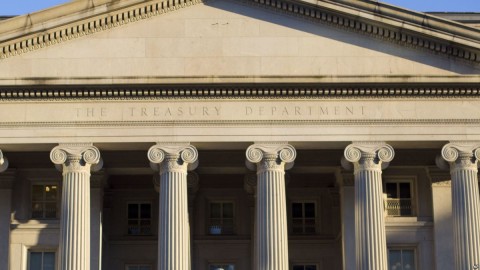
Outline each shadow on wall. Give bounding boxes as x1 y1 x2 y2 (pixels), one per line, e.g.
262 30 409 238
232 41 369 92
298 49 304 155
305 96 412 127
204 0 480 74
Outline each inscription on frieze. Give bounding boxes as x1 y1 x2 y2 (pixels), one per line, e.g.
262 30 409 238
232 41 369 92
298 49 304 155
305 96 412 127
3 99 479 123
244 105 365 116
74 104 366 120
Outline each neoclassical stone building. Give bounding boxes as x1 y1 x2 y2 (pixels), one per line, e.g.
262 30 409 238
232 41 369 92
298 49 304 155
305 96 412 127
0 0 480 270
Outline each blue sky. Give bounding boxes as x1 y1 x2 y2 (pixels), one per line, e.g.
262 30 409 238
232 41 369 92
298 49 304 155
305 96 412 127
1 0 480 15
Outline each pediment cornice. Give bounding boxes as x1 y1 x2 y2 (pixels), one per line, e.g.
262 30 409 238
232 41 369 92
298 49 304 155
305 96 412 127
1 0 480 63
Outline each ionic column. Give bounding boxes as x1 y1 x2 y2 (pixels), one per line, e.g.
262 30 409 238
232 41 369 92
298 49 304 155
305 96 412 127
50 144 102 270
343 142 394 270
441 142 480 270
148 143 198 270
246 143 296 270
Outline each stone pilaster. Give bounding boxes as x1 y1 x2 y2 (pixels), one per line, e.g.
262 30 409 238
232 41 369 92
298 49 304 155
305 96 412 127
337 171 355 270
343 142 394 270
50 143 101 270
244 173 257 270
0 154 12 270
428 167 454 270
441 142 480 270
148 143 198 270
91 171 108 270
187 172 199 270
246 143 296 270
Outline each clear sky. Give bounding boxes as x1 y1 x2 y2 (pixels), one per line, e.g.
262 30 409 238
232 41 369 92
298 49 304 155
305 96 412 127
0 0 480 16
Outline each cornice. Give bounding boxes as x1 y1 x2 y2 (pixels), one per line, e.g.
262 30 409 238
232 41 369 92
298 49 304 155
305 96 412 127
0 0 480 63
2 84 480 100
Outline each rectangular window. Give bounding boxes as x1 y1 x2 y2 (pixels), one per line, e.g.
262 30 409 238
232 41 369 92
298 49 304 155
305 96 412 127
388 248 416 270
127 203 152 235
28 251 55 270
208 202 234 235
31 185 58 219
126 265 152 270
209 264 235 270
384 180 415 217
292 202 316 234
292 265 317 270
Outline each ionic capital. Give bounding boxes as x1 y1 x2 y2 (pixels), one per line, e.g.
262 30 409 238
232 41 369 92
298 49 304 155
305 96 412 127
343 142 394 173
50 143 101 174
441 141 480 173
246 143 296 173
148 143 198 174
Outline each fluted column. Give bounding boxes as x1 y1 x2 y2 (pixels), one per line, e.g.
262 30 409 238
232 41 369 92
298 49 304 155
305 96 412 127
246 143 296 270
50 144 101 270
148 143 198 270
343 142 394 270
441 142 480 270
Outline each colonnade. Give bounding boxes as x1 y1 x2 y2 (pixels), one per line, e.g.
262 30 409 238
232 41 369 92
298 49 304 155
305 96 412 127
0 141 478 270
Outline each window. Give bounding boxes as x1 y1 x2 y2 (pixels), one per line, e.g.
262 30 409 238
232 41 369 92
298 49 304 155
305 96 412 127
209 264 235 270
31 184 58 219
291 202 316 234
384 179 415 216
208 202 234 235
127 203 152 235
388 248 416 270
28 251 55 270
293 265 317 270
126 265 152 270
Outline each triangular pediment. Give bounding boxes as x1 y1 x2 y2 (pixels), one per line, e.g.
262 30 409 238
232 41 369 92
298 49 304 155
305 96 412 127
0 0 479 82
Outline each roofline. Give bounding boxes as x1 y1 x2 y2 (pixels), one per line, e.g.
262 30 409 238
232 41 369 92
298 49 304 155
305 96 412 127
3 0 478 41
328 0 480 41
0 0 146 39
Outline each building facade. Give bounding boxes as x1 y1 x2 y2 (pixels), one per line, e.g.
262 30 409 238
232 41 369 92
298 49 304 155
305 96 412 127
0 0 480 269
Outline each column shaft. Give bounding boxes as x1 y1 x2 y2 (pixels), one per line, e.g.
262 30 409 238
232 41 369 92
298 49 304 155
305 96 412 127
158 170 189 270
355 169 387 270
451 169 480 269
256 170 288 270
59 171 91 270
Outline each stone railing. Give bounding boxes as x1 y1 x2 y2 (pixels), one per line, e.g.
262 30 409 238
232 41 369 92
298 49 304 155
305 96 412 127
384 198 413 217
127 222 152 235
208 218 234 235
